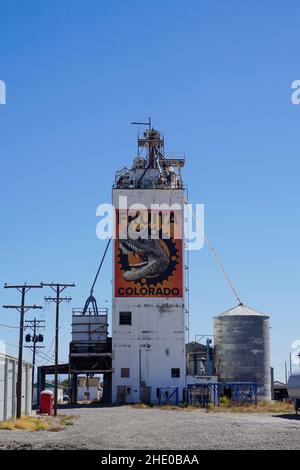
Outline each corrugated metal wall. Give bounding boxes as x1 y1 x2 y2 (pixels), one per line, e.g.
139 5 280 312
0 353 32 421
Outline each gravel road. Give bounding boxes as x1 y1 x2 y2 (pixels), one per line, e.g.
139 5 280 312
0 406 300 450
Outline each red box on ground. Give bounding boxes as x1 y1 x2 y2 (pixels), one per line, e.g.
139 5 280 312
40 390 54 415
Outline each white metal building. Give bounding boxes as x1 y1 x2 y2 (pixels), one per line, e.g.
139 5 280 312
33 381 64 405
77 377 101 401
112 126 186 404
0 353 32 421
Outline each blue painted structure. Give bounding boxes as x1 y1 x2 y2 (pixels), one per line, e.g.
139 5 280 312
186 383 220 407
158 387 179 405
206 338 213 375
185 382 258 407
226 382 258 406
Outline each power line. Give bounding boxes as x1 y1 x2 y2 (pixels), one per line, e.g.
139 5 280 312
29 347 65 365
0 323 20 329
0 247 24 279
35 349 55 363
0 230 39 281
46 336 55 357
3 342 19 349
39 350 65 365
40 299 49 320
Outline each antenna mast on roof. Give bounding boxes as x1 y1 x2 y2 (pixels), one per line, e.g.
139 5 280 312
130 116 152 130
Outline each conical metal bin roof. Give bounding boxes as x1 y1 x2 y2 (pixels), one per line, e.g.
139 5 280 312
214 303 269 319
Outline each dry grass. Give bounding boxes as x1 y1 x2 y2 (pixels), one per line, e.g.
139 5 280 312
0 413 77 433
47 426 64 432
43 413 77 432
131 401 294 414
131 403 198 412
208 401 294 413
59 415 76 426
0 420 15 430
157 405 183 411
130 403 151 409
131 403 187 411
0 416 48 432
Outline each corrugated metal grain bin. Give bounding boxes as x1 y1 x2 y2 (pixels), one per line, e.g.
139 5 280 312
214 304 271 401
0 353 32 421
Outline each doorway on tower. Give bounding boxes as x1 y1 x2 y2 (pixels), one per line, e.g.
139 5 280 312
116 385 132 404
140 383 152 404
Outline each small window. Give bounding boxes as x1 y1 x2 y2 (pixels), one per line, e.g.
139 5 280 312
121 368 130 378
119 311 132 325
171 368 180 378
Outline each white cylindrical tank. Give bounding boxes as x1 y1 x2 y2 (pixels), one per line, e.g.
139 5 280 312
288 372 300 400
214 303 271 401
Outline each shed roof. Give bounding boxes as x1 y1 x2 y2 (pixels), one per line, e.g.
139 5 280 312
33 381 65 390
0 352 32 366
186 342 207 353
273 381 287 389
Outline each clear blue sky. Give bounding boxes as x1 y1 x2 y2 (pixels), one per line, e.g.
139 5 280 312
0 0 299 382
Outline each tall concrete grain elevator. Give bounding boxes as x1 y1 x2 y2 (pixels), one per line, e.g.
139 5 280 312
112 124 186 404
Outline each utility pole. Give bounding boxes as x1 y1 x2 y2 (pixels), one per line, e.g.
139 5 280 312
43 283 74 415
3 283 43 418
24 318 45 401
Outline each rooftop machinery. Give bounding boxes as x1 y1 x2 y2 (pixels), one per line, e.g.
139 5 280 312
112 122 186 404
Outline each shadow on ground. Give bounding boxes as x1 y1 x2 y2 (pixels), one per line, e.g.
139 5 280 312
273 413 300 420
57 403 113 409
33 403 112 411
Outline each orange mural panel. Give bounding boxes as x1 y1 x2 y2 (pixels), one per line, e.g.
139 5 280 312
115 210 183 298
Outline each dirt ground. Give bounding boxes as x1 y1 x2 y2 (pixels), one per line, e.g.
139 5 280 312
0 406 300 450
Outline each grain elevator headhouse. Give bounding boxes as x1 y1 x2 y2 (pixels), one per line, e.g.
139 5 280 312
112 122 186 404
